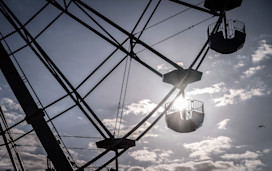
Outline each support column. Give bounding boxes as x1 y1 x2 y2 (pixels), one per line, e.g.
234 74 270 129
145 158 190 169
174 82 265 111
0 42 73 171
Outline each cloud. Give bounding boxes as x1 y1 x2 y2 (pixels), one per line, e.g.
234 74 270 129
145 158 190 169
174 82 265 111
221 151 260 160
183 136 232 160
187 82 226 96
154 149 173 163
20 152 47 170
156 62 183 72
1 97 23 112
0 146 47 170
263 149 271 153
234 62 245 69
122 121 158 139
217 119 230 130
241 65 264 78
213 87 270 107
102 118 125 132
244 159 265 169
124 99 163 116
176 62 184 67
1 112 25 125
156 64 170 71
88 142 97 149
101 116 158 139
252 40 272 63
129 148 173 164
129 149 157 162
127 166 145 171
125 160 264 171
17 134 42 153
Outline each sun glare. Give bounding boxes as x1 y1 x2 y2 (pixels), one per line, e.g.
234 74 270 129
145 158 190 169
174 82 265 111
173 96 188 112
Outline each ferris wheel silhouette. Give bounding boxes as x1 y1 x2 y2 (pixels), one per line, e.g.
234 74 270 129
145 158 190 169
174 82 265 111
0 0 245 170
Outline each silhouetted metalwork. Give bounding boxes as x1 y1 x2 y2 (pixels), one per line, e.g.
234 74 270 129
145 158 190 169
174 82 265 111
0 0 246 170
163 68 202 89
165 100 204 133
96 138 135 150
0 42 73 170
204 0 242 11
208 19 246 54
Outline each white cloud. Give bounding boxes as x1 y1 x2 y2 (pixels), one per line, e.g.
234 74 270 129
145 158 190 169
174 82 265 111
236 145 249 149
184 136 232 160
221 151 260 160
17 134 41 153
102 118 125 131
213 87 270 107
129 149 157 162
102 118 158 139
0 144 47 170
244 159 264 169
176 62 184 67
237 55 247 59
241 65 264 78
124 99 163 116
125 121 158 139
1 97 23 112
156 64 170 71
125 160 264 171
129 148 173 163
217 119 230 130
263 149 271 153
0 105 7 111
188 82 226 96
19 152 47 170
154 149 173 163
88 142 100 151
156 62 183 72
127 166 145 171
2 112 24 125
252 40 272 63
234 62 245 68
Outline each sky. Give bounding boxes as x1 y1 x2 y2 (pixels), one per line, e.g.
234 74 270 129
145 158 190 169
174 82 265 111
0 0 272 170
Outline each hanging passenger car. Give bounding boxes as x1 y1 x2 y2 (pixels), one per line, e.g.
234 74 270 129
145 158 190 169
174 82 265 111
165 99 204 133
208 19 246 54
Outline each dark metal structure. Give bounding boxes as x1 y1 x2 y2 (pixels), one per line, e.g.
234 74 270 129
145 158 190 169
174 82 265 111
204 0 242 11
0 42 73 170
208 19 246 54
0 0 245 170
165 100 204 133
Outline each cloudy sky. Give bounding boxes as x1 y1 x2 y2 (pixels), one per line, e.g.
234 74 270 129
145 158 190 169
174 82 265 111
0 0 272 170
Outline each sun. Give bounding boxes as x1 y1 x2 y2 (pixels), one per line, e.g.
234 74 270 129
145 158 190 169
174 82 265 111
172 96 188 112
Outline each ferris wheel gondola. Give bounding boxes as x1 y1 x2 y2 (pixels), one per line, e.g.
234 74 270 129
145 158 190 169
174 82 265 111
205 0 246 54
208 19 246 54
165 99 204 133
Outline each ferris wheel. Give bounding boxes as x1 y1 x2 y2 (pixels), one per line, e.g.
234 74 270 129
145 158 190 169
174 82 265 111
0 0 246 170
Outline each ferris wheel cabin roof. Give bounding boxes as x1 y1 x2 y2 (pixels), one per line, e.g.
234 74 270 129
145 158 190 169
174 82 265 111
204 0 242 11
96 138 135 150
163 68 202 89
